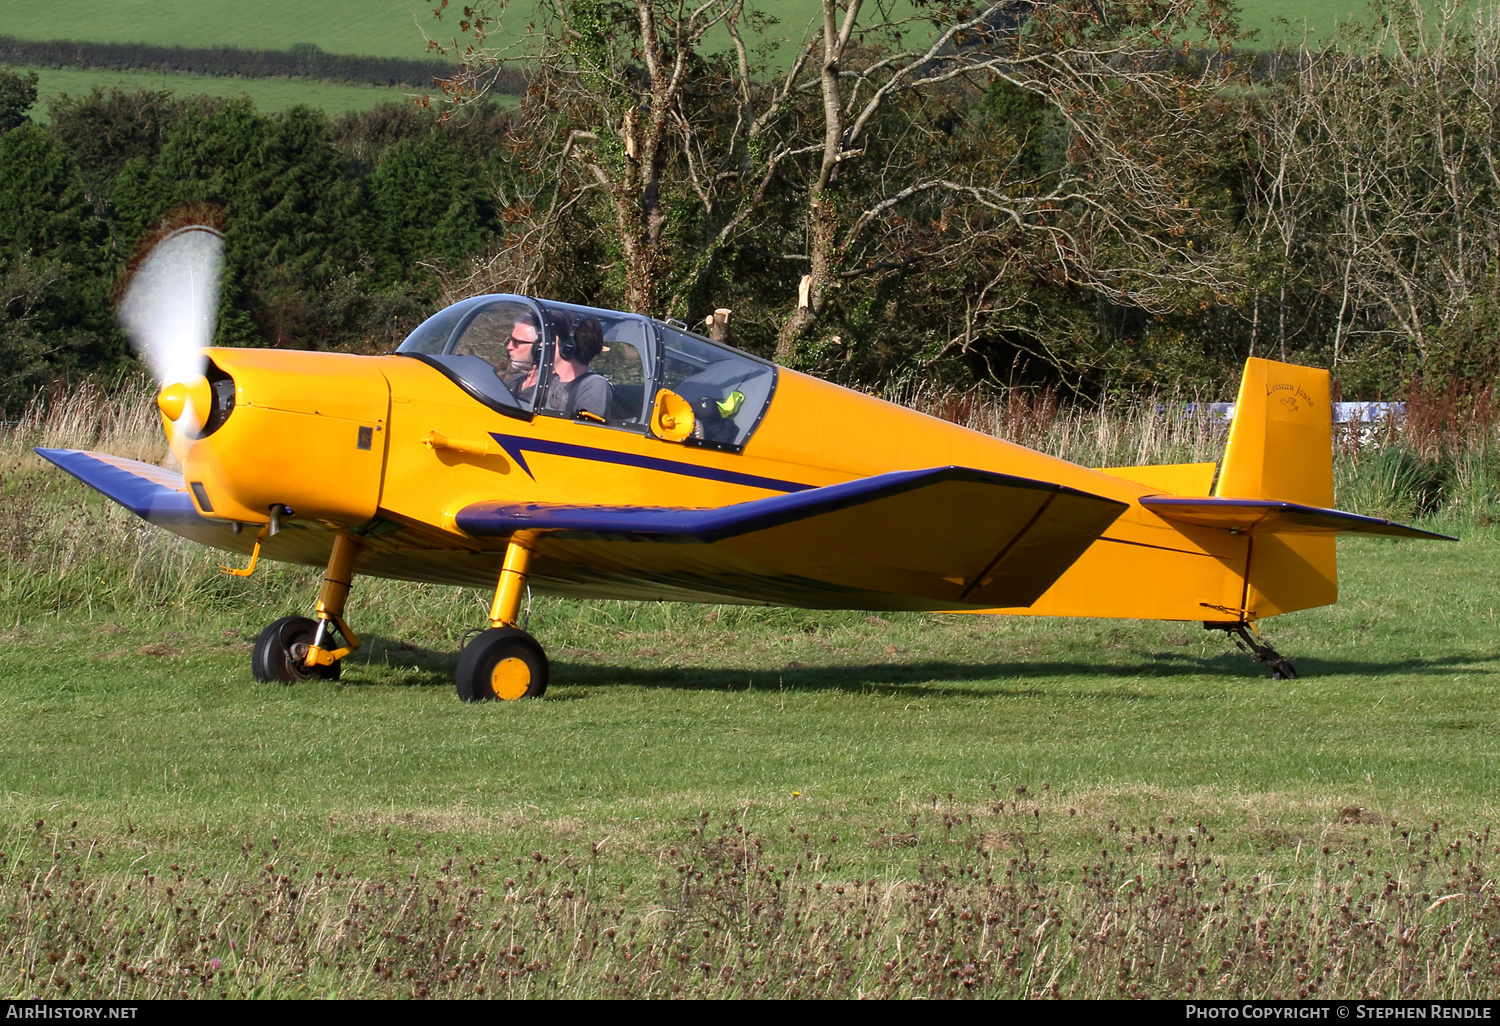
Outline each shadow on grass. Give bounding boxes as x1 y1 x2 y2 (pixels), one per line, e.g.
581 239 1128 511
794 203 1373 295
1280 654 1500 676
1141 646 1500 680
338 634 1500 698
339 637 456 690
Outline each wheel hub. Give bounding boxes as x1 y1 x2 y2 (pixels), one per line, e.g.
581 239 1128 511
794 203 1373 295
490 657 532 700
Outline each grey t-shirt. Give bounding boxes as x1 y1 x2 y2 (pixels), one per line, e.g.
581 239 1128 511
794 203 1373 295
550 372 612 418
505 370 613 418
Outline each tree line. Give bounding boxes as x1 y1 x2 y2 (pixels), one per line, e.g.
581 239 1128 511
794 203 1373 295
0 77 514 410
0 0 1495 413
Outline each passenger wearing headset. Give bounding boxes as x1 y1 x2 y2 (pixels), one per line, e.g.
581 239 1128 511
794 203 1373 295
507 314 613 420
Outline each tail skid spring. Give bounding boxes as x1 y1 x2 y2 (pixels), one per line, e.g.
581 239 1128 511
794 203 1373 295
1209 622 1298 680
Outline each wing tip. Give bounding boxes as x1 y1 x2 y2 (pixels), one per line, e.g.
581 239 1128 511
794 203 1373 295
38 447 198 521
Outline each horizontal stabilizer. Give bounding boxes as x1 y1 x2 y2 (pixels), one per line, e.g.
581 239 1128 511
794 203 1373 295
457 466 1128 609
1141 496 1455 540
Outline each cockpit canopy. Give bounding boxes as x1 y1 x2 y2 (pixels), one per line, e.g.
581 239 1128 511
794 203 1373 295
396 295 776 450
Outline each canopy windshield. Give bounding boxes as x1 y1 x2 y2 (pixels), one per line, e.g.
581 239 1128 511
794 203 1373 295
398 296 776 447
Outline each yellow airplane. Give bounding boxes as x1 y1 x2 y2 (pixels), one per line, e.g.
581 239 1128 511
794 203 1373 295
40 226 1449 699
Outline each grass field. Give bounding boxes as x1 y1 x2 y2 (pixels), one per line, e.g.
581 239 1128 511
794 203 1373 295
2 65 455 120
0 384 1497 997
0 0 1394 123
0 0 1388 58
0 1 447 59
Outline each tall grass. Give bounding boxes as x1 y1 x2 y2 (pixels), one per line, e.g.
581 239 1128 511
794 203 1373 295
882 379 1229 467
0 379 269 621
1332 383 1500 525
10 376 164 460
893 378 1500 527
6 809 1497 999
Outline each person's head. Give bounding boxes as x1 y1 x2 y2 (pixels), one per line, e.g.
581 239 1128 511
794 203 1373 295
561 316 605 365
507 314 540 372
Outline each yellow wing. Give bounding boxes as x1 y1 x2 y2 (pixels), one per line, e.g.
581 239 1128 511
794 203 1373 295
457 466 1128 610
39 449 1127 610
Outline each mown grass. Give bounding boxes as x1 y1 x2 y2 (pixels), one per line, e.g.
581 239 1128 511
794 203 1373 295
2 381 1498 997
4 65 481 120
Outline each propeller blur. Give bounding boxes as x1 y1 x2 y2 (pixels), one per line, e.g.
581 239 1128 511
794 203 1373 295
116 225 223 437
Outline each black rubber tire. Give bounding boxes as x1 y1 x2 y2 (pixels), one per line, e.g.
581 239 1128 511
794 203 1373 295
455 627 548 701
251 616 342 684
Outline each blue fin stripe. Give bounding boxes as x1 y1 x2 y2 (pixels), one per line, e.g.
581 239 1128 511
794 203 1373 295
489 432 814 494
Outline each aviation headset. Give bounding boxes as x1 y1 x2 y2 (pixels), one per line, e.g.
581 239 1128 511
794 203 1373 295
558 317 605 364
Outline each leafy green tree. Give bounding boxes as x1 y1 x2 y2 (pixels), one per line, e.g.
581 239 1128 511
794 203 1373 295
0 69 38 133
46 88 188 207
0 124 113 406
359 135 492 289
0 126 96 268
110 101 361 347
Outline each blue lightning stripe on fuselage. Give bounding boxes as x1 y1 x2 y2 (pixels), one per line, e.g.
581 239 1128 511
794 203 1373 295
488 432 815 494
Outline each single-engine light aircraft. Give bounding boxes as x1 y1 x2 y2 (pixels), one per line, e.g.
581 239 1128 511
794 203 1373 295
41 225 1451 699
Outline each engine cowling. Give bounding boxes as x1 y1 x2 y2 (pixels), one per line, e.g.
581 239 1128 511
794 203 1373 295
167 348 391 527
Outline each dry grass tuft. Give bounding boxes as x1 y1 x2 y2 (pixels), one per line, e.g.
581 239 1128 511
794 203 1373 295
9 377 167 466
885 380 1229 468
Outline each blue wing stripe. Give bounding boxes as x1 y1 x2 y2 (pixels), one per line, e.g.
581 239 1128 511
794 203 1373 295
35 448 201 521
456 465 1076 541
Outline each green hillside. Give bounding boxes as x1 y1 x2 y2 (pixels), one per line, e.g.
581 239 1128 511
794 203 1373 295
0 0 1385 57
0 1 445 59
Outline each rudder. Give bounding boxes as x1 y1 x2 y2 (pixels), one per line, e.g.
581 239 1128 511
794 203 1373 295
1216 358 1334 507
1215 358 1337 618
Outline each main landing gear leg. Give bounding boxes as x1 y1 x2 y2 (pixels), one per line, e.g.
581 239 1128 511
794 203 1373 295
1208 621 1297 680
456 531 548 702
251 532 363 684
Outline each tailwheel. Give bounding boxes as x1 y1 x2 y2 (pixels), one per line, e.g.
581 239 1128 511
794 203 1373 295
251 615 342 684
455 626 548 701
1213 622 1297 680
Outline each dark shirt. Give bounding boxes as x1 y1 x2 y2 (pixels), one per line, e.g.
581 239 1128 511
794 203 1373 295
506 370 613 419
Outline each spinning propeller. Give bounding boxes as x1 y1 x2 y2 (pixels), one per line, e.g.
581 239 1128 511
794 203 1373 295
116 224 225 438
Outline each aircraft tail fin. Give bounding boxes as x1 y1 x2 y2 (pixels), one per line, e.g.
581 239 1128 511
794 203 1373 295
996 359 1450 626
1213 357 1337 620
1216 357 1334 507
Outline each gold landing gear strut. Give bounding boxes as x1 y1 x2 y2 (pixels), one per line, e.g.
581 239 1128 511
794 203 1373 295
455 531 549 701
250 532 363 684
